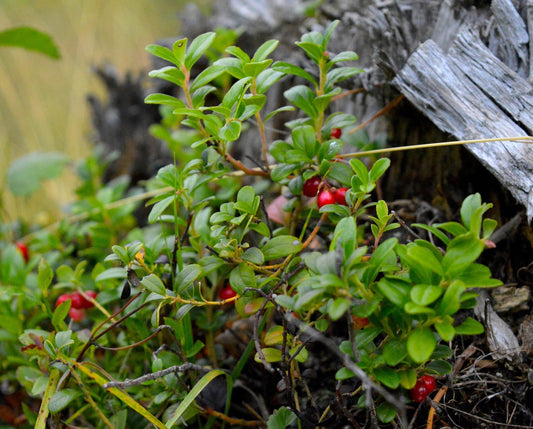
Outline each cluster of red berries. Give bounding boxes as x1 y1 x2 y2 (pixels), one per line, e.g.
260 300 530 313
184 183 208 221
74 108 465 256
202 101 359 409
56 290 98 322
409 375 437 402
302 176 349 208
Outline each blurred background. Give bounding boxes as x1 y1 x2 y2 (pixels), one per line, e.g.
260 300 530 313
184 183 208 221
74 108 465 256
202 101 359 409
0 0 210 223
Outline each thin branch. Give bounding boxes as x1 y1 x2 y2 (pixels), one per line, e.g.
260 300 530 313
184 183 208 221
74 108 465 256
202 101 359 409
91 325 174 352
346 94 404 136
286 313 407 423
102 363 211 389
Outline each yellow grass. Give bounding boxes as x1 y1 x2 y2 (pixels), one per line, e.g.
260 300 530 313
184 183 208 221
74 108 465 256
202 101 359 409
0 0 208 223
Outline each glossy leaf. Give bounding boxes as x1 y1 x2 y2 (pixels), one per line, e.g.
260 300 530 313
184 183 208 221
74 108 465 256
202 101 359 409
141 274 166 296
184 32 216 69
407 328 436 363
229 262 256 294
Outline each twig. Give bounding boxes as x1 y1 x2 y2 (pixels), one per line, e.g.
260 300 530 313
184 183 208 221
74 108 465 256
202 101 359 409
286 313 407 421
426 385 448 429
391 210 423 241
102 363 210 389
347 94 404 136
225 152 270 177
91 325 174 351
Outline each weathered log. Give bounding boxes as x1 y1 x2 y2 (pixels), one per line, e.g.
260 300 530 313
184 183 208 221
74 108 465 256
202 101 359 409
393 30 533 219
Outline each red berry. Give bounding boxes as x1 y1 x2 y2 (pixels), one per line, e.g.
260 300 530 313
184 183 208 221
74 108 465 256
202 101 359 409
68 307 86 322
219 285 237 301
70 292 85 309
421 375 437 393
334 187 349 205
317 189 335 208
410 379 429 403
76 291 98 309
302 176 321 197
56 293 72 307
15 241 29 263
330 128 342 139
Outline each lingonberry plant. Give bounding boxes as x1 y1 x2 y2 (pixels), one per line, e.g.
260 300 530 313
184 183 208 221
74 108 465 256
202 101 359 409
0 21 503 428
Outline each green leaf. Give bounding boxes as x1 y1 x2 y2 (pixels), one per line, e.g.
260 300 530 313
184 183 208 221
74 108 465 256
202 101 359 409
144 93 186 109
146 44 177 64
398 369 417 389
350 158 369 183
377 277 409 307
256 69 286 94
148 66 185 87
222 77 252 110
407 328 436 363
165 370 229 428
229 263 256 294
55 330 73 350
0 26 60 58
213 57 246 79
264 325 285 346
296 41 324 64
376 402 397 423
95 267 127 283
427 359 452 375
7 152 69 196
141 274 166 296
327 161 354 187
262 235 302 260
176 265 202 293
457 263 502 288
325 67 363 89
284 85 317 119
185 32 216 69
273 61 317 86
374 367 400 389
267 406 297 429
271 163 299 182
455 317 484 335
331 51 359 63
438 280 465 316
218 120 242 142
255 347 282 363
52 300 70 332
322 20 339 48
460 193 482 230
242 247 264 265
369 158 391 182
190 65 225 92
49 389 80 413
382 339 407 366
244 59 273 78
434 320 455 341
442 233 484 277
328 297 350 321
148 195 175 224
172 38 187 66
253 39 279 61
226 45 250 62
354 326 382 347
407 245 443 276
38 259 54 294
410 285 443 306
